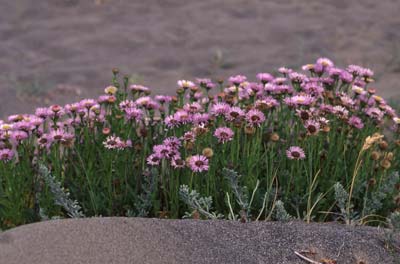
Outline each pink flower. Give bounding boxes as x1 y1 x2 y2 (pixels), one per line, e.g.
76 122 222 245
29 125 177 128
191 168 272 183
130 84 150 93
124 107 143 122
147 154 160 166
245 109 266 127
286 146 306 160
188 155 209 172
348 116 364 129
304 120 320 135
228 75 247 85
35 107 52 119
164 115 180 129
10 130 28 142
182 131 196 143
211 102 230 116
214 127 234 143
80 99 97 109
225 106 245 121
278 67 293 75
332 106 349 119
289 72 308 83
192 113 210 125
119 100 136 110
256 73 274 83
365 107 384 121
171 157 185 169
196 78 215 90
163 137 181 150
177 80 195 89
0 149 14 161
103 135 125 150
183 102 203 113
153 144 174 159
284 95 314 107
155 95 173 104
255 97 279 110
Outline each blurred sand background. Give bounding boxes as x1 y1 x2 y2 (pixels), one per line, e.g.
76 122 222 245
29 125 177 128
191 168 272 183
1 0 400 117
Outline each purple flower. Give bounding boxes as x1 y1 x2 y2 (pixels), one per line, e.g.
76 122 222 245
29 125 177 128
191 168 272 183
0 149 14 162
214 127 234 143
339 71 353 83
155 95 173 104
228 75 247 85
119 100 136 110
10 130 28 142
256 73 274 83
147 154 161 166
246 109 266 127
196 78 215 90
188 155 209 172
278 67 293 75
289 72 308 83
163 137 181 150
347 65 374 78
332 106 349 119
225 106 245 121
35 107 52 119
365 107 384 121
153 144 174 159
164 115 180 129
182 131 196 143
183 102 203 113
284 95 314 107
177 80 195 89
286 146 306 160
348 116 364 129
211 102 230 117
124 107 143 122
314 57 334 73
304 120 320 135
171 157 185 169
255 97 279 110
80 99 97 109
130 84 150 93
301 82 324 96
192 113 210 125
103 135 125 150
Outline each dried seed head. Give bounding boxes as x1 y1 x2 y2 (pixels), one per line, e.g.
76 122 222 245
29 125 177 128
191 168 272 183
270 133 280 142
370 151 380 161
379 141 388 150
202 148 214 158
245 126 256 135
368 178 377 187
184 142 194 151
104 86 118 95
322 126 331 133
112 68 119 75
380 159 391 170
386 152 394 161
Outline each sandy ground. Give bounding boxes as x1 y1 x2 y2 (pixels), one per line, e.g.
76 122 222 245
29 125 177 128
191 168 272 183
0 217 399 264
0 0 400 117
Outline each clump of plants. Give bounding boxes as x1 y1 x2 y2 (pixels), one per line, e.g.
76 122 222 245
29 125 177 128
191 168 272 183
0 58 399 229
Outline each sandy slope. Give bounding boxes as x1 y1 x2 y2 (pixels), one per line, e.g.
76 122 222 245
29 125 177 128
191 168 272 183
0 0 400 116
0 217 399 264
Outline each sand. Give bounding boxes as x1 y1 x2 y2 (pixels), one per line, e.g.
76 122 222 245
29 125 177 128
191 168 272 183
0 217 399 264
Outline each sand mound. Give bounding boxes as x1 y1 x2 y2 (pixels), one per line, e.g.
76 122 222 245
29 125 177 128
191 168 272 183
0 217 398 264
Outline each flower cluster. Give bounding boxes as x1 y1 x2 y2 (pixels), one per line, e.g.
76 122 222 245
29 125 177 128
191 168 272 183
1 58 399 228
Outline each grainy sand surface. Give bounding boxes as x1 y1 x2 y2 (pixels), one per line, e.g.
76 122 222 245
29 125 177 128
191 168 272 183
1 0 400 116
0 217 399 264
